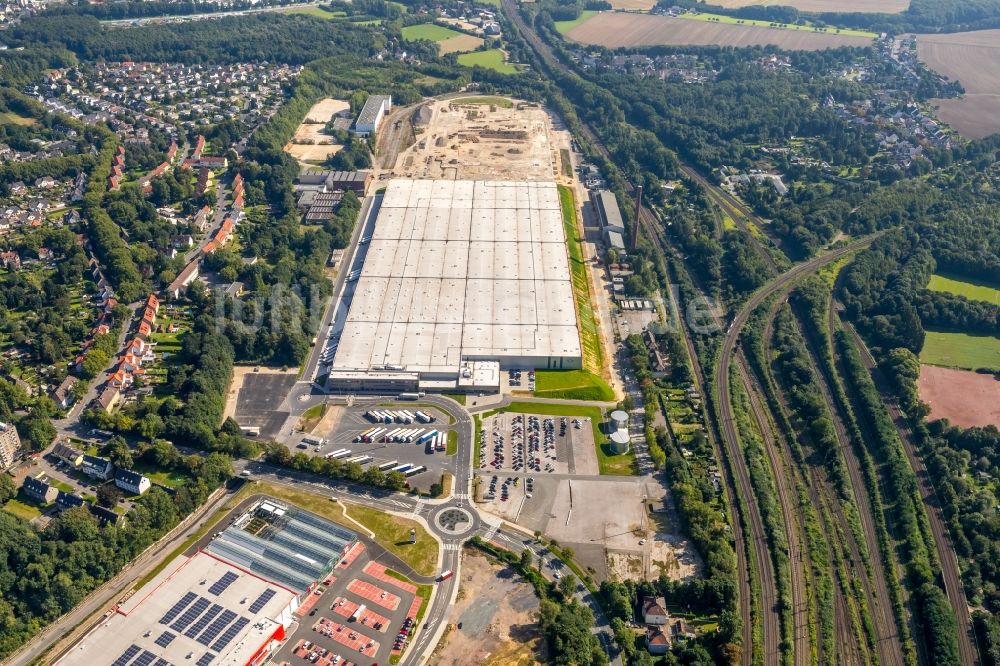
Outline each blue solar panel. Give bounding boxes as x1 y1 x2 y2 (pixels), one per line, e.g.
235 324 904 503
159 592 197 625
247 588 277 614
111 645 142 666
184 604 222 638
153 631 176 648
196 609 237 646
207 571 239 596
153 660 171 666
210 617 249 652
196 653 215 666
171 597 209 632
133 650 158 666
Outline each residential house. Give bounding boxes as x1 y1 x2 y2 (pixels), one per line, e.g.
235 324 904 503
646 626 670 655
53 441 84 467
642 596 670 625
0 421 21 469
89 504 122 526
81 454 114 480
55 490 87 511
22 475 58 504
51 375 79 409
96 385 121 413
137 320 152 339
114 468 151 495
1 251 21 271
670 619 695 643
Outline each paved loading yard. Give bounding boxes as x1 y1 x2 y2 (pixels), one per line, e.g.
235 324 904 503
274 541 426 666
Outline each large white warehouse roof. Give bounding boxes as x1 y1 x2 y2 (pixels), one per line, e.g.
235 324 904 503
331 179 582 380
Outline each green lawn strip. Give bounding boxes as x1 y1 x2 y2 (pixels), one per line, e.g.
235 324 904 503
281 6 344 18
456 49 517 74
401 23 463 42
451 96 513 108
533 369 614 401
443 393 466 406
500 401 637 475
554 9 596 34
131 461 191 489
473 413 482 463
3 493 43 521
344 503 438 576
558 185 604 376
927 273 1000 305
920 329 1000 371
446 430 458 456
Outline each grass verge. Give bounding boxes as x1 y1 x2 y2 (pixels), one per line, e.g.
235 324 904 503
456 49 518 74
558 185 605 377
534 369 614 401
345 503 439 576
446 430 458 455
451 96 513 108
920 329 1000 371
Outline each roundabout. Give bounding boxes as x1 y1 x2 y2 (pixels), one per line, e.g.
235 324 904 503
432 505 476 536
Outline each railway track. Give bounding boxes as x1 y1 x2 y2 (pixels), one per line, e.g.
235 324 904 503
791 308 907 666
836 311 979 666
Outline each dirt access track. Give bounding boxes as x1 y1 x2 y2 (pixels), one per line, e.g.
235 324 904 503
565 12 874 50
917 364 1000 428
918 30 1000 139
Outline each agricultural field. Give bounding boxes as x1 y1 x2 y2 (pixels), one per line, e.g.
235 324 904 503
927 273 1000 304
920 329 1000 371
564 12 875 49
401 23 484 54
279 6 345 19
0 111 38 126
456 49 518 73
709 0 908 10
917 364 1000 428
609 0 656 10
554 10 597 34
917 30 1000 139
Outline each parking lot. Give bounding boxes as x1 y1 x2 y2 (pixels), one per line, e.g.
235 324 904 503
275 545 426 666
479 412 598 476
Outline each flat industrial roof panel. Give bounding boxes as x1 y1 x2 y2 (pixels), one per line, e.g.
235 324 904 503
447 206 472 242
382 179 412 207
392 277 417 322
549 324 583 356
519 279 539 325
410 277 439 321
424 207 449 240
537 184 560 209
332 321 373 369
369 321 396 367
453 179 475 204
407 179 434 208
435 278 466 324
493 324 523 352
402 322 435 367
535 208 565 244
431 322 464 367
430 179 455 200
469 209 494 243
540 242 570 281
537 280 576 326
347 277 388 322
462 323 493 355
473 180 495 206
464 278 494 324
466 241 493 280
371 206 405 240
442 242 469 280
382 322 409 367
495 280 521 325
517 241 537 283
494 207 519 241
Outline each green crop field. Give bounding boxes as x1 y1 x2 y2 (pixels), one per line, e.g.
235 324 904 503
534 369 615 401
554 10 597 34
927 274 1000 305
680 11 878 38
280 6 345 19
401 23 463 42
456 49 518 74
920 330 1000 371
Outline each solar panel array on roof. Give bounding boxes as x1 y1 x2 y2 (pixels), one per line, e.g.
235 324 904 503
206 571 239 596
112 644 142 666
133 650 158 666
159 592 197 625
196 609 237 646
196 653 215 666
184 604 222 638
153 631 176 648
171 597 209 632
153 659 172 666
210 617 250 652
247 588 277 614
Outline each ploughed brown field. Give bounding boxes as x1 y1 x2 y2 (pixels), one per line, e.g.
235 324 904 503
917 364 1000 428
710 0 908 11
565 13 874 50
918 30 1000 139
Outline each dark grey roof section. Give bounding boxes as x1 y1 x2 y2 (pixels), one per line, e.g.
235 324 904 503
595 189 625 231
115 467 145 485
357 95 390 127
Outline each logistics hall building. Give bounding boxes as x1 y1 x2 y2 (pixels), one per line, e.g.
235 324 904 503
326 179 582 393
